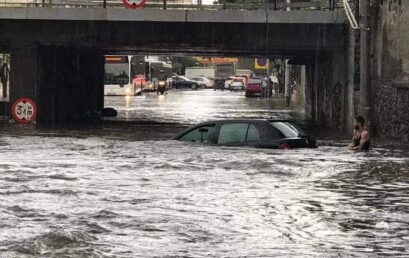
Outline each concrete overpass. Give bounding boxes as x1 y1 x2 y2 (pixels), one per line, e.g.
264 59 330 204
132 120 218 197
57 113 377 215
0 7 347 125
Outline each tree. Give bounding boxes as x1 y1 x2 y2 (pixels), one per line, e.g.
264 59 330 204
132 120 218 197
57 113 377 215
171 57 198 75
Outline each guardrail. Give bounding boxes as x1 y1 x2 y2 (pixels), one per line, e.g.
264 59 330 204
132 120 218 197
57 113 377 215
0 0 343 10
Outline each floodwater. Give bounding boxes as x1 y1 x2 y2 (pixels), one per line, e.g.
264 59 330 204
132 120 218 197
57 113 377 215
0 90 408 257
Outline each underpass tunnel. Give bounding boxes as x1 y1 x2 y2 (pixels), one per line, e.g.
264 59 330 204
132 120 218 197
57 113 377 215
0 10 348 128
1 45 349 130
1 47 349 128
101 52 314 124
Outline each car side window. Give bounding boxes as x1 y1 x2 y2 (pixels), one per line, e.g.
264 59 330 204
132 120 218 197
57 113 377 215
246 124 260 142
178 124 215 143
217 123 249 144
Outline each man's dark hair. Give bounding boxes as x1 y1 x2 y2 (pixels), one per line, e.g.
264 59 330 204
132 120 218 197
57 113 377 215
355 116 365 126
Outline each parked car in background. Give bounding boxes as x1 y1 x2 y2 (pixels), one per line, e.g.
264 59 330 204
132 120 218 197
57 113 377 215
172 75 202 90
229 78 246 91
224 76 236 89
191 77 213 88
235 74 250 84
174 119 317 149
132 74 146 89
245 77 263 97
213 78 225 91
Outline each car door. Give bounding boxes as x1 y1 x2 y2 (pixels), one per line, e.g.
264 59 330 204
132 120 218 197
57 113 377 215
255 122 283 148
182 78 190 87
216 122 261 147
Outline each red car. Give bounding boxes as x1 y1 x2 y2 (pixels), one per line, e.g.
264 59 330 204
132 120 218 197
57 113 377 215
132 74 146 87
245 78 262 97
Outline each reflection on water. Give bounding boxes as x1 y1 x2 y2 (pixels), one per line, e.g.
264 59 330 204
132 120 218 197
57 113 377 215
104 90 300 125
0 135 408 257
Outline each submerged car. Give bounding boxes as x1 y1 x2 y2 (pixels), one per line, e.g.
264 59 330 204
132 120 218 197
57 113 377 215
174 120 317 149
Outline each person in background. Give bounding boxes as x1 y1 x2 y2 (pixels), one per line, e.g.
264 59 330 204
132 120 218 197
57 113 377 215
348 116 370 151
0 59 9 98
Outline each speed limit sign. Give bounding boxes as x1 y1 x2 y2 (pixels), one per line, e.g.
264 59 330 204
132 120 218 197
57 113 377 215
11 98 37 124
123 0 147 9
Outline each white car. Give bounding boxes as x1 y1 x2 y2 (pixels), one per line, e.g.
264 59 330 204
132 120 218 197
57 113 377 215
230 78 245 91
224 76 235 89
191 77 213 88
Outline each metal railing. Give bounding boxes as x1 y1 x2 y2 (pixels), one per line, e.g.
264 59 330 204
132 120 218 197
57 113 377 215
0 0 343 10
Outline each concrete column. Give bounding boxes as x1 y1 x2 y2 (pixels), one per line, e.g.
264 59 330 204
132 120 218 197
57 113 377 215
37 46 104 126
285 59 291 107
10 45 39 108
346 26 356 133
304 64 315 121
331 51 348 131
9 45 104 126
359 0 372 129
312 51 348 130
300 65 306 112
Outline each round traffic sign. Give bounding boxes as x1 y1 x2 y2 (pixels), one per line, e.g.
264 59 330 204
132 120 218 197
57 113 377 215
256 58 267 67
11 98 37 124
122 0 147 9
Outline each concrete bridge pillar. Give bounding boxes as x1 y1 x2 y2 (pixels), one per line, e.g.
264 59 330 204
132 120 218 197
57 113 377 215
304 51 348 131
10 45 38 107
10 45 104 126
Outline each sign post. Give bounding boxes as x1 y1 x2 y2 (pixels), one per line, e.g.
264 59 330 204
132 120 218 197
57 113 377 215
11 98 37 124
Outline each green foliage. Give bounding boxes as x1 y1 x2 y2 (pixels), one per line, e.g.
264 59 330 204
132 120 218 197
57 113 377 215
171 57 199 75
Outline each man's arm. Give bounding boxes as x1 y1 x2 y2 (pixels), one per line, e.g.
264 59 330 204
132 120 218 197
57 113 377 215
348 130 357 149
353 131 369 151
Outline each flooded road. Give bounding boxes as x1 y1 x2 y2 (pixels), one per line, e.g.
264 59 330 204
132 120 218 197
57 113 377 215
0 90 408 257
104 90 299 125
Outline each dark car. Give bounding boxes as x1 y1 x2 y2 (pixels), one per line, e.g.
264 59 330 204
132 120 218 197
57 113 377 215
172 75 202 90
173 120 317 149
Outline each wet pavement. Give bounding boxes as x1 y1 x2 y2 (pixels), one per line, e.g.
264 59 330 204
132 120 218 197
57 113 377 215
0 90 408 257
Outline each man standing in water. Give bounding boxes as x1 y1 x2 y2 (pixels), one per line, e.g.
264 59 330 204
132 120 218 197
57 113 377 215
348 116 370 151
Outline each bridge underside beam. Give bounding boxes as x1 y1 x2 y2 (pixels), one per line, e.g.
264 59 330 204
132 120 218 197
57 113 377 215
0 20 346 57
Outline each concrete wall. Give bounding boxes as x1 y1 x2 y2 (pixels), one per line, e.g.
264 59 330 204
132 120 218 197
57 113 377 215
304 51 349 131
10 45 104 126
371 0 409 141
37 46 104 125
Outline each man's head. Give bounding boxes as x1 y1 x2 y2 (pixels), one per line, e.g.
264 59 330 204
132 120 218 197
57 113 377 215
353 116 365 130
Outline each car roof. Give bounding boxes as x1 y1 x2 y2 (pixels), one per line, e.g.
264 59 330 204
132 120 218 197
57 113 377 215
183 119 293 127
173 119 301 140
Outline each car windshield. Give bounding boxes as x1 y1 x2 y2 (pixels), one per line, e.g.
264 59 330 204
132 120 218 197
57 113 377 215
270 122 306 138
